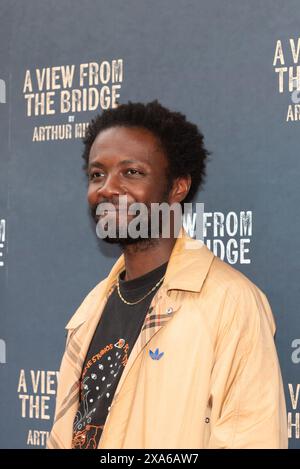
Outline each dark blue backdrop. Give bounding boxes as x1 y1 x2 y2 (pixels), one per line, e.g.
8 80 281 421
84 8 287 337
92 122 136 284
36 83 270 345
0 0 299 448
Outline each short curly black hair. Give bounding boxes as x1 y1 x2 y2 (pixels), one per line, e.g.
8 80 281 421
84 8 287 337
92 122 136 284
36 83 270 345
82 100 210 204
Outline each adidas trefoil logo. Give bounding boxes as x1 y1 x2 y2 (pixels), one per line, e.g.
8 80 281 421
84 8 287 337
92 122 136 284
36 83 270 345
149 348 164 360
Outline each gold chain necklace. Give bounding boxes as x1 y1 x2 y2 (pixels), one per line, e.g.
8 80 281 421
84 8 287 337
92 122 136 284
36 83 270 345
116 274 165 306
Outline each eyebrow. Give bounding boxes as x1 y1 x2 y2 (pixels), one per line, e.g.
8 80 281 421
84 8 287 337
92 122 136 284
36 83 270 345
88 159 149 170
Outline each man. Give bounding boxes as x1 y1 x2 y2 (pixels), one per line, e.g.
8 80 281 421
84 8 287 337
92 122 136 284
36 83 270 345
47 100 287 449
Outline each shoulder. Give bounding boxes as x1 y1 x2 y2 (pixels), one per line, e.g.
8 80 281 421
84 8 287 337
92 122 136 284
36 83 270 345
206 254 269 307
202 254 276 336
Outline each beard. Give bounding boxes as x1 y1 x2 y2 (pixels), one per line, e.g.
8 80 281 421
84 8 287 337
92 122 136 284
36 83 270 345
89 188 172 248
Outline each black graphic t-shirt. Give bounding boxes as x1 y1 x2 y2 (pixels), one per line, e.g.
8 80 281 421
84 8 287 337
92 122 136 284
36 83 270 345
71 261 168 449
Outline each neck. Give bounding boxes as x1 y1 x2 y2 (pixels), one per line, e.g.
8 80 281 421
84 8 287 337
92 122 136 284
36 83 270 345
122 237 176 281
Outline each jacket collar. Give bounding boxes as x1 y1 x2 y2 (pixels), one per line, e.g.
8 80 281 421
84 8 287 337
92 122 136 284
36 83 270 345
65 227 214 330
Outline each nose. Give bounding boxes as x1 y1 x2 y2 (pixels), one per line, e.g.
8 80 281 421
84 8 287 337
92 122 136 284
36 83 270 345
96 173 123 199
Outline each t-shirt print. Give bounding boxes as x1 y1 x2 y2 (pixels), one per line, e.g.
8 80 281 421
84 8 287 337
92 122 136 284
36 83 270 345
72 338 129 449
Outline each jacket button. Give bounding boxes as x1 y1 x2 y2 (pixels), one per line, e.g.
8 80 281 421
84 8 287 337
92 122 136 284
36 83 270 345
205 417 210 423
166 307 173 315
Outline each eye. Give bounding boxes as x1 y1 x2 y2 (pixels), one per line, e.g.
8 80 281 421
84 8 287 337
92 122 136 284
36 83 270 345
125 168 144 176
89 171 105 181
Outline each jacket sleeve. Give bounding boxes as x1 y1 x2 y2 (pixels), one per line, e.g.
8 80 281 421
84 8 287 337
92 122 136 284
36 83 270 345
207 282 288 449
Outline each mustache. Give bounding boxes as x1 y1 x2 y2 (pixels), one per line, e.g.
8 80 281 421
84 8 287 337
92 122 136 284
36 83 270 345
89 198 146 222
89 193 170 224
90 197 125 216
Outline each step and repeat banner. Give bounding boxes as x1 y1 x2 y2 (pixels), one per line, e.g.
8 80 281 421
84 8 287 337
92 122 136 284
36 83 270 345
0 0 299 449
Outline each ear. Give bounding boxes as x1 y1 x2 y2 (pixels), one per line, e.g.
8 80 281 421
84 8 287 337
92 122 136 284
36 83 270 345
169 174 191 205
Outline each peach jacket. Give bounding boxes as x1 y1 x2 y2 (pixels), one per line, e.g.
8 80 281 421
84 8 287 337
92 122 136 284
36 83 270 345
47 231 288 449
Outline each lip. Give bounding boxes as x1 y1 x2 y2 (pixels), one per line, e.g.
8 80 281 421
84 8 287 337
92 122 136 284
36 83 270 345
96 205 129 211
95 209 131 220
98 209 129 214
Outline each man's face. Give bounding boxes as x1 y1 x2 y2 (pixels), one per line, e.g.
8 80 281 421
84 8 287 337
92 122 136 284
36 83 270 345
87 126 172 245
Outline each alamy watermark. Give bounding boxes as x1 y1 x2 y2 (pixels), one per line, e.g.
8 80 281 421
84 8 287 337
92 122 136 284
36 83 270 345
291 77 300 104
0 339 6 364
0 219 6 267
95 196 204 246
0 79 6 104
